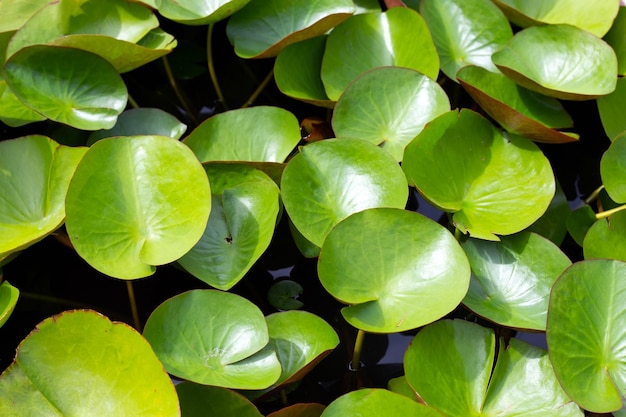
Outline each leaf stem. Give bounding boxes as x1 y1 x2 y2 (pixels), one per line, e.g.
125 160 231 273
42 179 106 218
454 227 462 242
161 56 197 124
584 185 604 205
207 24 228 110
126 281 141 330
351 329 366 371
241 68 274 109
128 94 139 109
596 203 626 219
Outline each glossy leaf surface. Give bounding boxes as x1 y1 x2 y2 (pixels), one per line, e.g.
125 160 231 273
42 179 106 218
143 290 281 389
0 0 49 33
157 0 251 25
0 310 179 417
65 136 211 279
547 260 626 413
601 134 626 202
318 208 470 333
178 164 279 290
462 232 571 330
0 80 46 127
403 109 555 240
598 78 626 141
492 25 617 101
321 7 439 100
605 6 626 75
583 211 626 261
332 67 450 162
227 0 354 58
176 383 262 417
320 389 444 417
0 280 18 328
281 139 408 247
184 106 300 163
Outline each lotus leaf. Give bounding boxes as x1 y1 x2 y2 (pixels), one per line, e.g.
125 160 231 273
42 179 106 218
598 78 626 141
605 6 626 75
601 133 626 202
320 389 444 417
176 383 263 417
0 280 18 328
157 0 251 25
0 0 49 33
583 210 626 261
267 403 325 417
0 80 46 127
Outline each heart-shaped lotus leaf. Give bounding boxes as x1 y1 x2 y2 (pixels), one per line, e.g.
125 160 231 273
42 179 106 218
2 45 127 130
318 208 470 333
65 136 211 279
268 280 304 310
583 210 626 261
462 232 571 331
527 183 570 245
321 7 439 101
402 109 555 241
178 163 279 290
88 108 186 145
226 0 354 59
547 259 626 413
419 0 512 80
274 36 333 107
0 135 87 258
491 25 618 101
156 0 251 25
0 280 18 328
0 0 49 33
404 319 583 416
601 134 626 202
567 204 597 246
0 310 179 416
321 389 444 417
0 80 46 127
176 383 263 417
605 7 626 76
457 66 578 144
267 403 325 417
281 139 408 247
598 78 626 141
184 106 300 163
492 0 619 38
332 67 450 162
143 290 282 389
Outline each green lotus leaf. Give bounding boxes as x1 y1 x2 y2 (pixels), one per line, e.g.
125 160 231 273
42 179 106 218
0 135 87 258
457 66 578 144
157 0 251 26
289 219 320 258
0 280 19 328
0 0 49 33
598 78 626 141
267 280 304 311
0 79 46 127
88 108 186 145
388 376 419 402
405 319 583 417
267 403 325 417
0 31 11 63
176 384 262 417
492 0 619 38
321 7 439 101
402 109 555 241
491 25 618 101
332 67 450 162
65 136 211 279
2 45 127 130
567 204 597 246
227 0 354 59
281 139 408 247
274 36 333 107
583 210 626 261
462 232 571 331
178 163 279 290
527 183 570 245
0 310 179 417
143 290 282 389
320 389 444 417
601 134 626 202
419 0 512 79
547 259 626 413
318 208 470 333
605 6 626 76
184 106 301 163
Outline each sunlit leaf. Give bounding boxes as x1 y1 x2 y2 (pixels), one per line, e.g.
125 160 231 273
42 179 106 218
0 280 19 328
176 383 262 417
583 210 626 261
157 0 251 25
320 389 444 417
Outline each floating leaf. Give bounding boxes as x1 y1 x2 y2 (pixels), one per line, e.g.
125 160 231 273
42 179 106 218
0 310 179 416
157 0 251 25
320 389 444 417
143 290 282 389
0 0 49 33
332 67 450 161
598 78 626 141
0 280 19 328
388 376 419 402
601 134 626 202
605 6 626 76
281 139 408 247
567 204 597 246
583 210 626 261
65 136 211 279
492 25 617 101
176 383 262 417
527 183 570 245
267 404 325 417
0 80 46 127
268 280 304 311
318 208 470 333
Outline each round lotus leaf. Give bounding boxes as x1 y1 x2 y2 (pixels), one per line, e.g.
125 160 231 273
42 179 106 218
601 134 626 203
178 163 279 290
0 310 179 417
268 280 304 310
0 80 46 127
227 0 354 59
321 388 444 417
143 289 281 389
598 77 626 141
65 136 211 279
491 25 617 101
318 208 470 333
157 0 251 25
321 7 439 101
605 6 626 75
0 280 18 328
583 210 626 261
547 259 626 413
402 109 555 241
281 139 408 247
457 66 578 144
332 67 450 162
0 135 87 258
183 106 300 163
420 0 512 80
2 45 127 130
267 403 325 417
462 232 571 331
492 0 619 38
176 383 262 417
0 0 49 33
567 204 597 246
526 183 570 245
